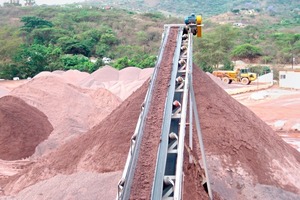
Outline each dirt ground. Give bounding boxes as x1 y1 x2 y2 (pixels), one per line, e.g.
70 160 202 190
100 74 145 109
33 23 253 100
232 85 300 152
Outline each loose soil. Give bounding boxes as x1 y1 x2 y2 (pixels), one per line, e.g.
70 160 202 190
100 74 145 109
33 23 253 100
0 96 53 160
183 66 300 199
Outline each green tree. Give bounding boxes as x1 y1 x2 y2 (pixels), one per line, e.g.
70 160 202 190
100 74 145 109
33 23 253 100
59 54 96 72
20 16 53 33
57 36 91 56
194 24 238 69
138 55 156 68
112 56 130 70
95 43 110 57
231 44 262 60
0 63 19 79
0 27 22 61
13 44 62 78
30 27 68 45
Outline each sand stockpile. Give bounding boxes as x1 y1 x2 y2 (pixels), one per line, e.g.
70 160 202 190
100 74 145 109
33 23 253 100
0 171 122 200
10 76 121 157
2 80 148 195
34 70 90 86
183 66 300 199
2 65 300 199
0 80 28 93
60 70 90 85
0 96 53 161
80 66 153 100
0 86 8 97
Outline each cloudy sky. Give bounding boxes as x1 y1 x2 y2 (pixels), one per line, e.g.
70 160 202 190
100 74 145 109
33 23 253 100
0 0 86 5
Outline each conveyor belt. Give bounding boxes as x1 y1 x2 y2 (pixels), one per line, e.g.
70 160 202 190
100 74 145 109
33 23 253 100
117 23 212 200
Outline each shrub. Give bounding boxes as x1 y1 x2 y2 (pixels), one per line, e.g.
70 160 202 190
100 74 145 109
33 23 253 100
231 43 262 59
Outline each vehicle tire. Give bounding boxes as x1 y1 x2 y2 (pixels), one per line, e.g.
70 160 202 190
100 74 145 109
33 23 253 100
222 77 230 84
248 81 251 85
229 80 232 84
241 77 249 85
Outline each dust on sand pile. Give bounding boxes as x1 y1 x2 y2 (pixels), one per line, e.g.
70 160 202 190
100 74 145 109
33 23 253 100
0 96 53 160
10 75 121 157
80 66 153 100
183 67 300 199
1 80 148 197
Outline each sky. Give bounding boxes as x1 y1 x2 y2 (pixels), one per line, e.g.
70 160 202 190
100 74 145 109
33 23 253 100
0 0 86 5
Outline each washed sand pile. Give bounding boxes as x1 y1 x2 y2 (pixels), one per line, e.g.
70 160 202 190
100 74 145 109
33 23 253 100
10 75 121 157
0 96 53 160
1 171 122 200
34 70 90 85
1 78 148 196
0 86 8 97
0 80 28 93
80 66 153 100
60 70 90 85
34 67 153 101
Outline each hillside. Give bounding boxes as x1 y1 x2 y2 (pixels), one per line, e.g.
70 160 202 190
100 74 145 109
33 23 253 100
87 0 300 19
0 1 299 80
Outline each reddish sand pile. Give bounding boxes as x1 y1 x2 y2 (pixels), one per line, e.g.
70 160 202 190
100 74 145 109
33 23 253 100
183 66 300 199
10 76 121 157
0 96 53 160
2 80 148 195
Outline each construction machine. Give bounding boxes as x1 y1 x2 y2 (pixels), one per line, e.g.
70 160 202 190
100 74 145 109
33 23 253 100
212 68 257 85
184 13 202 37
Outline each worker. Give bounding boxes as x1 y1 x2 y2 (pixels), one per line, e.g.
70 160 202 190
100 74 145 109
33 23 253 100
172 100 181 115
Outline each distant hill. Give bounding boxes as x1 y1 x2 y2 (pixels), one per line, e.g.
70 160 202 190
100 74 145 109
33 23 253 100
0 1 298 79
86 0 300 18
